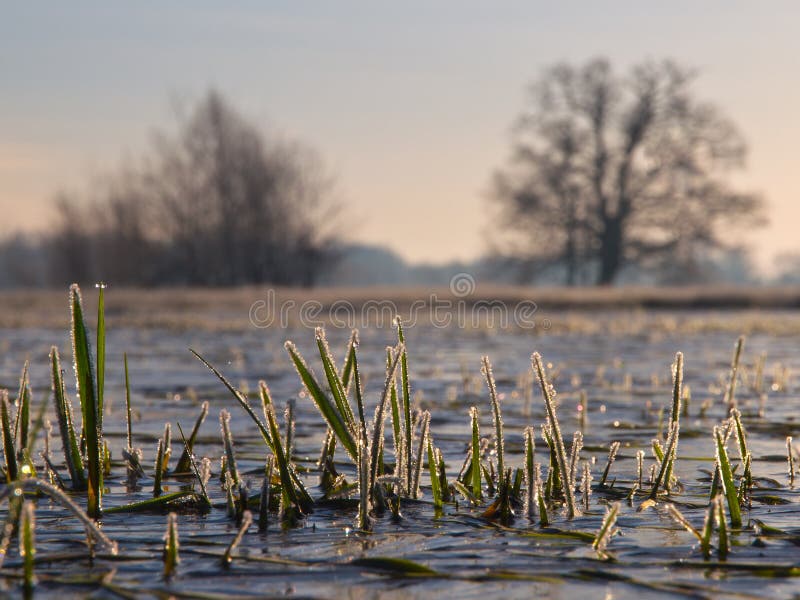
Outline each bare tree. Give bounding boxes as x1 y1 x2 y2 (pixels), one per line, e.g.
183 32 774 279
491 58 765 285
47 194 95 285
42 90 339 287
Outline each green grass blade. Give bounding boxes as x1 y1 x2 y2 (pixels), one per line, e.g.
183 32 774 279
0 391 18 481
730 408 748 463
649 423 679 500
482 355 505 480
175 402 209 473
222 510 252 565
351 556 438 576
715 495 729 560
259 457 274 532
96 283 105 430
725 336 744 410
190 349 277 452
124 353 133 450
104 491 198 514
315 328 356 434
350 342 367 439
395 317 413 493
8 478 117 554
666 503 703 542
340 329 358 395
284 341 357 461
163 512 179 578
26 386 49 460
669 352 683 425
533 352 578 518
219 410 240 489
153 438 165 497
50 347 85 489
714 426 742 528
20 500 36 593
13 362 30 451
661 353 684 491
524 427 535 519
428 435 443 509
592 501 620 556
176 422 211 508
70 284 102 518
190 348 310 511
387 347 403 483
261 382 313 512
469 407 482 500
370 345 403 494
412 410 430 499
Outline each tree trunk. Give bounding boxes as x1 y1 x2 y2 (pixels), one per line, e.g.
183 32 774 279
597 216 622 285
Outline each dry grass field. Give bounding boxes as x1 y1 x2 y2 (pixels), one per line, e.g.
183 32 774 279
2 285 800 333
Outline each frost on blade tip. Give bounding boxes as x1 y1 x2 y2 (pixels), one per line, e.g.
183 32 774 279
200 457 212 489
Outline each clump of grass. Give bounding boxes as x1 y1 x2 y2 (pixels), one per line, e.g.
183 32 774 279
163 512 179 578
284 337 358 461
533 352 579 518
190 350 312 523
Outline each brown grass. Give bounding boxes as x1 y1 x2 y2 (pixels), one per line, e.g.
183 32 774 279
1 285 799 333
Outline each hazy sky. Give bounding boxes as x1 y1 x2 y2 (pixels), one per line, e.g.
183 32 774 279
2 2 798 270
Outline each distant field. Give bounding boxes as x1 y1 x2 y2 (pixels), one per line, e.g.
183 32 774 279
2 285 800 332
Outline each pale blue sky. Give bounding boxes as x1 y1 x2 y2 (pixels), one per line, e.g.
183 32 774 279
2 2 798 268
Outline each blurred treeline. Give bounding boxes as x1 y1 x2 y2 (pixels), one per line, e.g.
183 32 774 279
0 91 337 288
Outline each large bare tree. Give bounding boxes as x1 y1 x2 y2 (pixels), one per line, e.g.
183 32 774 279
491 58 764 285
